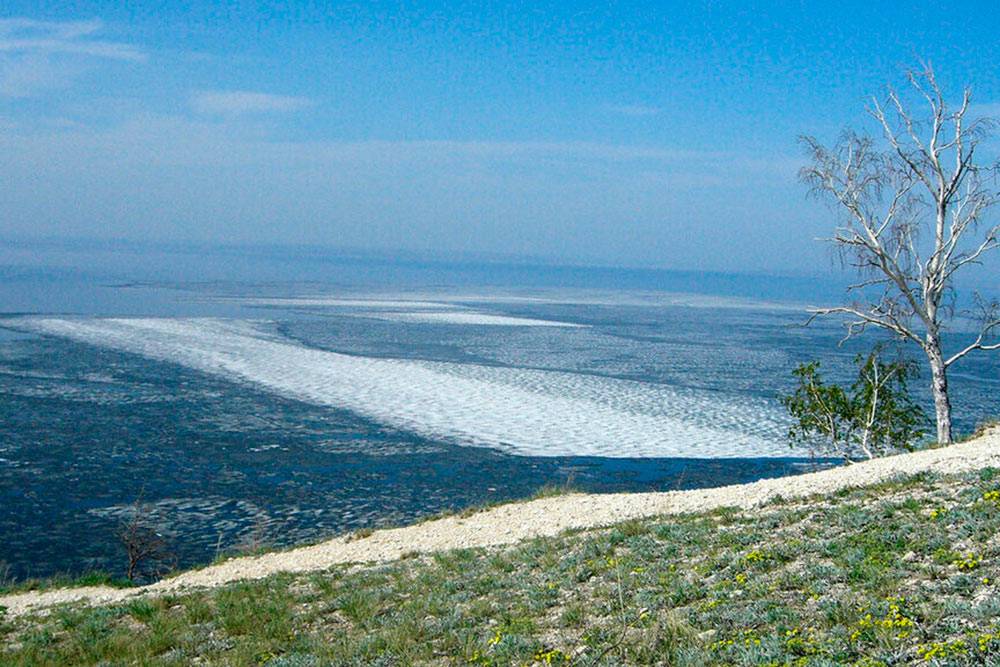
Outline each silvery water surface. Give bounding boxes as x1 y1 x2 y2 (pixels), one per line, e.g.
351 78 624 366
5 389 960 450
1 240 997 581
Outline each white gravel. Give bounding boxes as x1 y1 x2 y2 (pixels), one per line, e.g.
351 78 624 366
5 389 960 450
3 427 998 618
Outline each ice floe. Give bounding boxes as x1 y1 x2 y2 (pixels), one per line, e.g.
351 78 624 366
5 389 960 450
23 317 790 458
239 298 459 310
352 311 584 327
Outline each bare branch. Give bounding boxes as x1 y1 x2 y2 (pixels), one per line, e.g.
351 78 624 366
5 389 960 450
945 337 1000 367
945 296 1000 366
807 305 921 345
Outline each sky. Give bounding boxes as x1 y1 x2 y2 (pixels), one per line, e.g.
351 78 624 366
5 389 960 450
2 1 1000 274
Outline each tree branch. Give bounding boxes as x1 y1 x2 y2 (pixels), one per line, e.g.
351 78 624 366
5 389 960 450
807 305 922 346
945 318 1000 367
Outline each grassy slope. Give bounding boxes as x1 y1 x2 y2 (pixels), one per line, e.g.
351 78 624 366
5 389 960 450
3 469 1000 666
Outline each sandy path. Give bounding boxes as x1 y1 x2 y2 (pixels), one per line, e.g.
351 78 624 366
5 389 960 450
3 428 998 618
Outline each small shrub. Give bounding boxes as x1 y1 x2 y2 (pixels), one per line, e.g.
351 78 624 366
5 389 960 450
117 499 175 582
782 347 926 460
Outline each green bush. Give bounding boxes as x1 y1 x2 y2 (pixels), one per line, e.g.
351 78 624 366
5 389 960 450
782 346 927 460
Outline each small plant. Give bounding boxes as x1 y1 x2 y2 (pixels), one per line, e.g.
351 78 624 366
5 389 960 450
0 562 12 591
235 515 276 554
953 553 981 571
117 499 175 582
346 527 374 542
782 346 927 460
531 477 579 500
918 639 970 660
532 647 571 664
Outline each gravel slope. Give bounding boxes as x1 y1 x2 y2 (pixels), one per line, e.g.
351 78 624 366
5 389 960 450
3 428 998 618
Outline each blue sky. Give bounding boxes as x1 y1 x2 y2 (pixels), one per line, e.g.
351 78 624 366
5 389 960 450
2 2 1000 272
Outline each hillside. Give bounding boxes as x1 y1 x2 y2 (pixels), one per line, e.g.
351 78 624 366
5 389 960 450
3 430 1000 665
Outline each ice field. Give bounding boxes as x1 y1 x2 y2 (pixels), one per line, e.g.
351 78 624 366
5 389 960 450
23 316 788 459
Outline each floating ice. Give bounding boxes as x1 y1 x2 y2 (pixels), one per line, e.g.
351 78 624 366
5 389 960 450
236 296 583 326
237 297 458 310
321 289 803 311
352 311 584 327
24 318 791 458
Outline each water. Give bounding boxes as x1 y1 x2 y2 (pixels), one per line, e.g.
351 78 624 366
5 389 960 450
0 240 997 581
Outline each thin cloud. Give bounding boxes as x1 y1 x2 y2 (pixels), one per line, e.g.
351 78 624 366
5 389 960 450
191 90 313 115
1 112 797 182
0 18 144 97
605 104 661 117
0 18 144 61
0 54 74 98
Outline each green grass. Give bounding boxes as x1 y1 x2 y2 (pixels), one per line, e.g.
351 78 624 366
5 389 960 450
4 470 1000 665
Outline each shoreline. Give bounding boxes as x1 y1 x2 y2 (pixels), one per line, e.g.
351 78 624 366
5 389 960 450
2 427 999 618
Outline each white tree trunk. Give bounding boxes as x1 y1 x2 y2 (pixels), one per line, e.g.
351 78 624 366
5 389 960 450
926 338 954 445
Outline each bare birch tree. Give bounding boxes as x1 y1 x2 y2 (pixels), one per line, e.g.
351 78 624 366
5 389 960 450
800 65 1000 444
